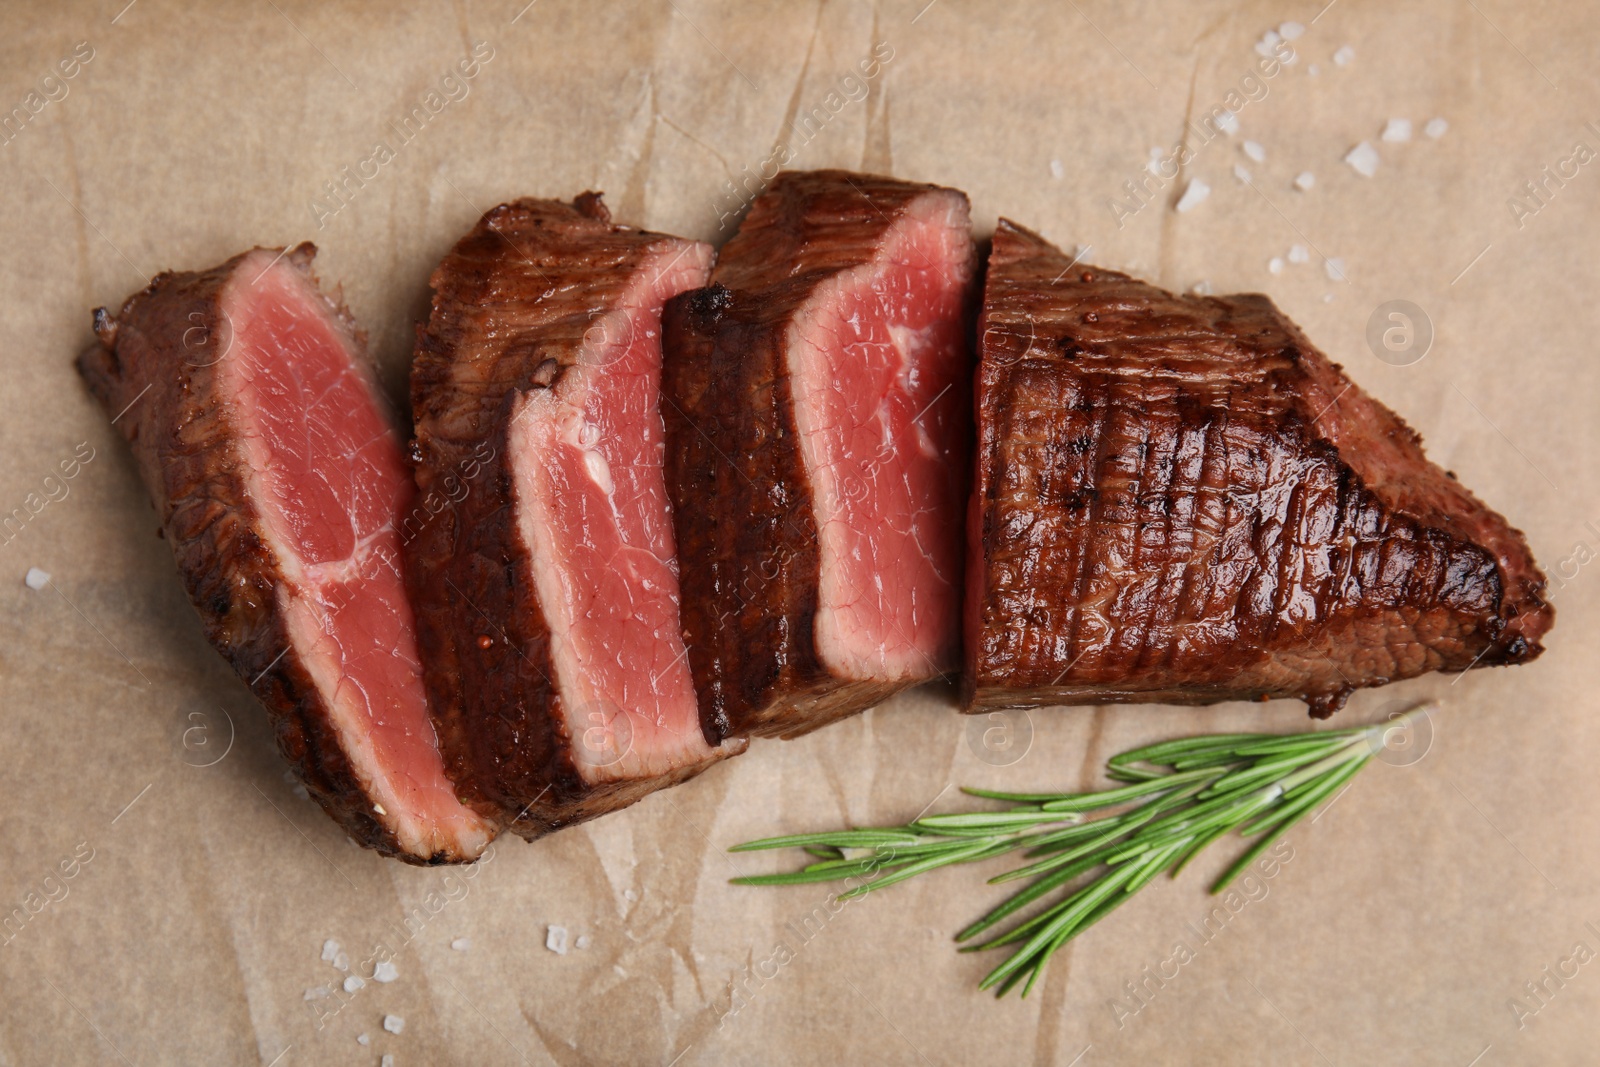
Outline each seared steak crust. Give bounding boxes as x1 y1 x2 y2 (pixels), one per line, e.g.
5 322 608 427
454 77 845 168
77 246 454 863
409 195 733 838
663 286 907 741
663 170 975 742
966 221 1553 716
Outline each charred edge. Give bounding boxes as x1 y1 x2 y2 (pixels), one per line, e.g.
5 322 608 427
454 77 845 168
685 283 733 325
573 190 611 224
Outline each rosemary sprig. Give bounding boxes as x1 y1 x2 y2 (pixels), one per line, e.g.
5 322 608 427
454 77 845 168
730 703 1432 998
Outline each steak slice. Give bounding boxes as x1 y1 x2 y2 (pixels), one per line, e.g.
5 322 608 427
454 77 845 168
409 194 741 839
966 220 1554 716
662 170 978 741
78 245 495 864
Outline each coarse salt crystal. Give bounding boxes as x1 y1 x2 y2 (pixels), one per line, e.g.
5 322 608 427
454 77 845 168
1333 44 1355 67
1175 179 1211 213
304 987 329 1001
451 937 471 951
343 975 365 993
1345 141 1380 177
1050 159 1064 179
1308 63 1320 76
576 935 591 950
1288 244 1310 264
1382 118 1412 143
1279 21 1305 40
374 960 399 983
624 889 638 903
321 939 340 963
23 567 50 590
333 951 350 972
1254 30 1281 57
383 1015 405 1035
1233 164 1252 185
1425 117 1449 139
1324 257 1347 281
1242 140 1265 163
1294 171 1315 191
1216 110 1240 136
1190 280 1213 295
1268 257 1285 275
382 1056 394 1067
358 1034 370 1046
546 925 570 955
292 783 310 800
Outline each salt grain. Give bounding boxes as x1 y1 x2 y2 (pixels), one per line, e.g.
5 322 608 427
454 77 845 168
1242 140 1266 163
343 975 365 993
1233 164 1252 185
304 987 329 1001
358 1034 370 1046
1294 171 1316 191
321 939 340 963
1308 63 1320 76
624 889 638 903
1050 159 1064 179
1216 110 1240 136
576 935 591 950
1324 257 1347 281
1333 44 1355 67
1189 280 1213 296
546 925 570 955
1278 21 1305 40
1288 244 1309 264
1381 118 1412 143
23 567 50 591
334 951 350 972
1268 257 1285 275
1344 141 1380 177
382 1056 395 1067
383 1015 405 1035
1425 117 1449 139
450 937 471 951
374 960 399 983
1254 30 1281 57
1174 179 1211 213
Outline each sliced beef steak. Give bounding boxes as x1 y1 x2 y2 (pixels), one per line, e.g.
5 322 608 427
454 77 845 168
409 194 740 839
663 170 978 741
966 221 1554 716
78 245 494 864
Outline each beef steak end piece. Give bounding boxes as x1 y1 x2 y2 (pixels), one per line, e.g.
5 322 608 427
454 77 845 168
966 220 1554 717
409 194 742 840
663 169 979 741
78 245 495 864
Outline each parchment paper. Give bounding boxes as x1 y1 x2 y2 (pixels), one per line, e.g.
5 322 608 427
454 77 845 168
2 1 1596 1063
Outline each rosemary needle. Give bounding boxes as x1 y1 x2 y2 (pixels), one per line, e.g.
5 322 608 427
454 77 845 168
730 702 1433 997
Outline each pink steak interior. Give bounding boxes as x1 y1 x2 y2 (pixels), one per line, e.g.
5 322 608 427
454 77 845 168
223 251 493 860
510 242 720 783
786 193 974 681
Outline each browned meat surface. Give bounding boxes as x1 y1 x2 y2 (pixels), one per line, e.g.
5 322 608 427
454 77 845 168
965 220 1554 717
663 170 978 741
78 245 495 863
409 195 741 840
